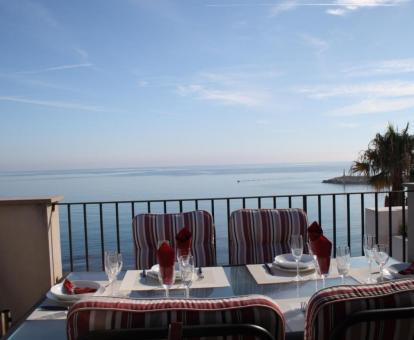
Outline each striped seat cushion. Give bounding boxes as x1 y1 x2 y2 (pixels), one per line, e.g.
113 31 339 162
305 279 414 340
229 209 309 265
132 210 216 269
66 295 285 340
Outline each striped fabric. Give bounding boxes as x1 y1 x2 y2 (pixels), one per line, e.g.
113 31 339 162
229 208 309 265
305 278 414 340
132 210 216 269
66 295 285 340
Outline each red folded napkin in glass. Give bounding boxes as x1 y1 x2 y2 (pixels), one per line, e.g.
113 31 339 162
157 241 175 284
307 221 332 273
176 226 192 257
63 279 97 295
308 221 323 241
399 263 414 275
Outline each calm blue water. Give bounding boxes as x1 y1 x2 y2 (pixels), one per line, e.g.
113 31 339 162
0 162 381 272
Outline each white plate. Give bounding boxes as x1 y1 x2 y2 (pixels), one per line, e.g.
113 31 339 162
46 291 74 306
271 262 315 273
49 280 103 301
148 264 182 281
386 263 414 279
274 254 314 270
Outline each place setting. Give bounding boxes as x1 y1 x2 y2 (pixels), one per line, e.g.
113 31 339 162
45 251 123 307
120 226 230 294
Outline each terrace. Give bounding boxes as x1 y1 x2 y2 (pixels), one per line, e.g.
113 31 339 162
1 185 414 339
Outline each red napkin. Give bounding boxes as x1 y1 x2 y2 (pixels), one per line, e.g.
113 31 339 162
157 241 175 284
307 221 332 274
308 221 323 242
399 263 414 275
176 226 192 257
63 279 97 295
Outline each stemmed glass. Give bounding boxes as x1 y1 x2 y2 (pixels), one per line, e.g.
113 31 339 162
373 244 389 282
104 251 123 293
157 240 176 298
179 255 194 298
363 235 375 283
336 245 350 284
290 235 303 282
308 244 329 288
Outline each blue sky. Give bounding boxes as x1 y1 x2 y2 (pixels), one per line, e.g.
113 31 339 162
1 0 414 170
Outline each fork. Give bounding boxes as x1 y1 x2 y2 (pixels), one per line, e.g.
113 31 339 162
197 266 204 279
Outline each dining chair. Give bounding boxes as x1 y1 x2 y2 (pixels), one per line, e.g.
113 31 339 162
304 278 414 340
132 210 216 269
66 295 286 340
228 208 309 265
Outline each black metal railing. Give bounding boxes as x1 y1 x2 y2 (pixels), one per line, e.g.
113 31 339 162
55 190 409 273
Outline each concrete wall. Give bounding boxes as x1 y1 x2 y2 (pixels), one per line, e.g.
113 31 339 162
0 197 63 324
365 206 407 244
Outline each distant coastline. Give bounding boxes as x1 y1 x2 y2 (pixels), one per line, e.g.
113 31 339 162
322 175 369 185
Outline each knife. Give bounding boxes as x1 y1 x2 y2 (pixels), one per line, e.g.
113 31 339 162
264 263 273 275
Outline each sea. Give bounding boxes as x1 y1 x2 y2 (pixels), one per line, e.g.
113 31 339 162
0 162 379 272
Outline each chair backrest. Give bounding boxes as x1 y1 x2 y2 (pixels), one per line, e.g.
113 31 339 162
228 208 308 265
305 278 414 340
132 210 216 269
66 295 286 340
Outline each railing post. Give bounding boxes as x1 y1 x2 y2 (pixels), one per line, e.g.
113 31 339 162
404 183 414 261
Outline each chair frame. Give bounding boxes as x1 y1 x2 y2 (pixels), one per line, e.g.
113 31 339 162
77 323 275 340
328 306 414 340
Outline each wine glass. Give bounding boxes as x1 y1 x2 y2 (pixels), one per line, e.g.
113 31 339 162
363 235 375 283
179 255 194 298
373 244 389 282
105 251 123 294
290 235 303 282
157 240 176 298
336 245 350 284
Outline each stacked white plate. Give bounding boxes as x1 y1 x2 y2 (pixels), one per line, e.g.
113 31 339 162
273 254 315 273
147 264 182 281
47 280 104 305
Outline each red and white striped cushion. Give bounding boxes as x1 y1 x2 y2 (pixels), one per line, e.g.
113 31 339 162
66 295 285 340
132 210 216 269
229 209 309 265
305 278 414 340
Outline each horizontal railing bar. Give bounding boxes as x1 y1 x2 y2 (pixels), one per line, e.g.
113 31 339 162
55 190 410 206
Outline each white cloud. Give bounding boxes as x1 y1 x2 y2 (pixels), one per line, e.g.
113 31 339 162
326 7 348 15
17 63 93 75
0 96 109 112
270 0 298 16
177 84 267 107
74 48 89 62
328 97 414 116
326 0 405 16
344 58 414 77
299 81 414 99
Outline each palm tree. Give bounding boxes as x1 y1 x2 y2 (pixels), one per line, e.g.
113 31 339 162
352 123 414 206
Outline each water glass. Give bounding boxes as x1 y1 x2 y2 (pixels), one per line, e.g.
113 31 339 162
179 255 194 298
363 235 375 282
104 251 123 289
290 235 303 281
373 244 389 282
336 245 350 284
